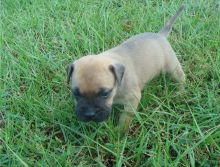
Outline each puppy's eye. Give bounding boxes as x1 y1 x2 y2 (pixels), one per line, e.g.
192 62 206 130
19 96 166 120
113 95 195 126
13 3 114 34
72 88 81 97
99 89 112 98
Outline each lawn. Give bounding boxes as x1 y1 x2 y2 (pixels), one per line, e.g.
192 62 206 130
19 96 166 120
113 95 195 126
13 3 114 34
1 0 220 166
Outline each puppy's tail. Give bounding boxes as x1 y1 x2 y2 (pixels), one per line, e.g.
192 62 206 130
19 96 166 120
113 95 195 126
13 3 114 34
159 5 184 37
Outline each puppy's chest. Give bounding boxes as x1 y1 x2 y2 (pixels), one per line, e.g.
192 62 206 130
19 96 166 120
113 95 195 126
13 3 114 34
113 96 125 105
113 90 127 104
113 88 133 105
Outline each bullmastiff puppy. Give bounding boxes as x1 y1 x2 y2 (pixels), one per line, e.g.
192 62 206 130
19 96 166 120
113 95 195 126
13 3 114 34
66 6 185 131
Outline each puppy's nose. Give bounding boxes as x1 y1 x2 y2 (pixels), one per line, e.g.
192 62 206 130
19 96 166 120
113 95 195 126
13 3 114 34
84 111 96 118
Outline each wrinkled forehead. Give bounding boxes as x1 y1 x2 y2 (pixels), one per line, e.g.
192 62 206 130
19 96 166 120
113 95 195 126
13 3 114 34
72 58 115 93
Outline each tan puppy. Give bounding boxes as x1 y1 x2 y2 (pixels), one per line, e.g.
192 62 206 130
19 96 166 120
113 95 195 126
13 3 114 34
66 6 185 130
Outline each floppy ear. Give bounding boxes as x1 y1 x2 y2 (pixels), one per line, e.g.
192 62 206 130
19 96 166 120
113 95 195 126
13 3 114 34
66 64 74 84
109 63 125 85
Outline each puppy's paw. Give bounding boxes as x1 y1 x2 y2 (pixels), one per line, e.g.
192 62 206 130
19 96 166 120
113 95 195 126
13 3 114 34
115 124 129 137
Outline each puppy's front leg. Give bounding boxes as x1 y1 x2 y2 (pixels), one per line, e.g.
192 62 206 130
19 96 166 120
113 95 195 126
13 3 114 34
118 91 141 132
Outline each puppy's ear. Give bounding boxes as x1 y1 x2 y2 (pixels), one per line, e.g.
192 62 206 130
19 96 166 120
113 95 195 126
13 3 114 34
109 63 125 85
66 64 74 84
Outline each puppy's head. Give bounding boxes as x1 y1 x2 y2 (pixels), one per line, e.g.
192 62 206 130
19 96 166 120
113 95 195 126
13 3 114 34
66 55 125 123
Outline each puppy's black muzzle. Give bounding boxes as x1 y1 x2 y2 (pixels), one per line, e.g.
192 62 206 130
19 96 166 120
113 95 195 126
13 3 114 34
75 98 111 123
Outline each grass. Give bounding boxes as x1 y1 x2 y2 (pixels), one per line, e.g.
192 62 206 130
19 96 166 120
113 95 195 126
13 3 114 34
1 0 220 166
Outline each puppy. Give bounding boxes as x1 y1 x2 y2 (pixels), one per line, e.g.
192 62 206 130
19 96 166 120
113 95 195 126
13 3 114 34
66 6 185 130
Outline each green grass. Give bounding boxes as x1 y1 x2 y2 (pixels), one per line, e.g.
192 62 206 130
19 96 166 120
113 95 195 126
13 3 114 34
1 0 220 166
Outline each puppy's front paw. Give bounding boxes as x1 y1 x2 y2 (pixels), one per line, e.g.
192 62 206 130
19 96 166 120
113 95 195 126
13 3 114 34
115 124 129 137
116 114 133 136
